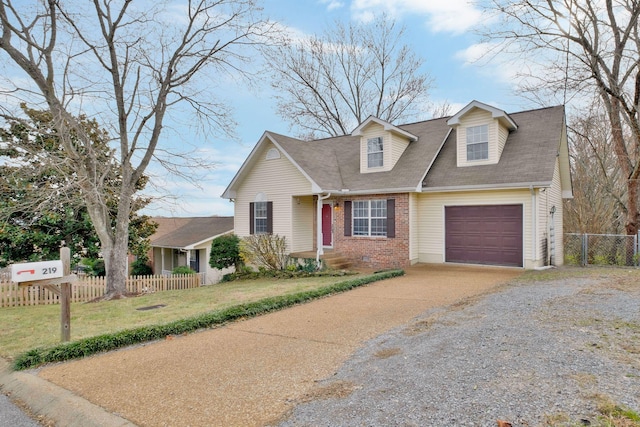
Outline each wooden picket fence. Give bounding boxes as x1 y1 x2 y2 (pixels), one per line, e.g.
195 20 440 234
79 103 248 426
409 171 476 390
0 273 202 308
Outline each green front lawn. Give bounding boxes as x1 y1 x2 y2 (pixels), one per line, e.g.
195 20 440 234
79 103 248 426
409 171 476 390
0 274 358 360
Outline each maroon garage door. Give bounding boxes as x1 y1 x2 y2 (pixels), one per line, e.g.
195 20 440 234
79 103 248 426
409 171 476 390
445 205 523 267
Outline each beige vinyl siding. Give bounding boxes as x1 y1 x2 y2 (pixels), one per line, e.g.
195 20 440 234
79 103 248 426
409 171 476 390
359 122 411 173
360 123 387 173
291 195 314 251
234 140 313 253
548 160 564 265
409 193 419 263
534 161 564 266
456 109 500 167
391 132 410 169
417 189 539 268
497 123 509 159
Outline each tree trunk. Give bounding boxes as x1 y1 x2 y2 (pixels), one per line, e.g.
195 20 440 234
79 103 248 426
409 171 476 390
103 231 130 299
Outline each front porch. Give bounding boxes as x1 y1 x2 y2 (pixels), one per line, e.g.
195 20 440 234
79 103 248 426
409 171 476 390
289 249 351 270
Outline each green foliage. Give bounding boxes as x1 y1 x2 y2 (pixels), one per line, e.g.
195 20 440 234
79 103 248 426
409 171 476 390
0 105 156 268
172 266 196 275
131 259 153 276
83 258 106 277
241 234 289 271
209 234 242 270
12 269 404 370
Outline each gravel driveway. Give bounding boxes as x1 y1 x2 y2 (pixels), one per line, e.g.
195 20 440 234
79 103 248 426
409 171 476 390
279 269 640 427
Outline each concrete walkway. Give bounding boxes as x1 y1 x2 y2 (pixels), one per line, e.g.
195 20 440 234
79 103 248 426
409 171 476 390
1 264 521 427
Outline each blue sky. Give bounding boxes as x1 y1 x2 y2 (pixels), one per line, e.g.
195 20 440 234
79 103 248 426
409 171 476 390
141 0 536 218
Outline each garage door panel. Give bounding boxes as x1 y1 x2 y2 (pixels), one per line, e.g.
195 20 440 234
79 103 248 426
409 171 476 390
445 205 523 267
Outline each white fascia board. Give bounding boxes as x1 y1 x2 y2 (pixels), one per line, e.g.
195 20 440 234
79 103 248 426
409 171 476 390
221 131 271 199
447 100 517 130
421 181 552 193
265 134 323 192
352 116 418 141
221 132 321 198
325 187 418 196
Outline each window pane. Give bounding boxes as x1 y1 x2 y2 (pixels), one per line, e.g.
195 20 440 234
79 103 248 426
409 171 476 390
353 218 369 236
467 142 488 161
367 137 383 168
466 125 489 161
370 218 387 236
353 201 368 218
254 201 268 234
370 200 386 218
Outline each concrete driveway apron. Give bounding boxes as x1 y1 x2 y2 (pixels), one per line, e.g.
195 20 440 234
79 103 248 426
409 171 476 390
36 264 521 427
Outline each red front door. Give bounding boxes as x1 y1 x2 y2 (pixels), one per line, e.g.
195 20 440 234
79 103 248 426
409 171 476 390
322 204 332 246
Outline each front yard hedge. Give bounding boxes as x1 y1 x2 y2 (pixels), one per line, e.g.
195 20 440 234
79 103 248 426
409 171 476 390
13 269 404 370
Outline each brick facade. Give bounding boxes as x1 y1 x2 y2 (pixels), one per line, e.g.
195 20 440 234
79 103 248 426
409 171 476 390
330 193 410 269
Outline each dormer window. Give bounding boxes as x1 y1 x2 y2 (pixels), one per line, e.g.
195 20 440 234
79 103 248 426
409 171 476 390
367 137 384 168
466 125 489 161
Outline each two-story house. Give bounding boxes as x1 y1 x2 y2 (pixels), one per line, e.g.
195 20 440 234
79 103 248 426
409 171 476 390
222 101 572 269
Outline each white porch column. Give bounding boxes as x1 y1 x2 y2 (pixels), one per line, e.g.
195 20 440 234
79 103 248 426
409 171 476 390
316 193 331 263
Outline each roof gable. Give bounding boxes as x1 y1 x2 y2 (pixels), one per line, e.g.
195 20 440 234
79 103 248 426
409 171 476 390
352 116 418 141
222 132 321 199
447 100 517 131
424 106 565 190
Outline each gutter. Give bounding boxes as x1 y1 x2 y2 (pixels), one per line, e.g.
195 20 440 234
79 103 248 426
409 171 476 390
421 181 553 193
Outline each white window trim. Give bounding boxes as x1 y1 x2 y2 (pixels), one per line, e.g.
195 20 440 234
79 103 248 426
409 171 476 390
254 201 268 234
353 200 387 237
367 137 384 168
466 124 489 161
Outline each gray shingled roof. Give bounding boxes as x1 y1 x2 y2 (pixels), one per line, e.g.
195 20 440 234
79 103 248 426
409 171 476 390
269 116 451 192
248 105 564 194
423 106 564 189
150 216 233 248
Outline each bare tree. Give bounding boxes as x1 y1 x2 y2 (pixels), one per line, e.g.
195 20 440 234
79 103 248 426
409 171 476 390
0 0 278 299
266 14 433 138
565 101 626 234
484 0 640 237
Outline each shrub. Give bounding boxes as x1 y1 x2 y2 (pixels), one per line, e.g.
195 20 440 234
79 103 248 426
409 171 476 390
83 258 106 277
172 265 196 275
241 234 289 271
210 234 242 270
131 259 153 276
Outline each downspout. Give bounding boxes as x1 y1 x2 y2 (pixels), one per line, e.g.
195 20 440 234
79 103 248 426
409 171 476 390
317 193 332 264
530 185 537 268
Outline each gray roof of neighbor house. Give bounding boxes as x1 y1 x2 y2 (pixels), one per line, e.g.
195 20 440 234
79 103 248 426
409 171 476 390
150 216 233 249
224 104 565 196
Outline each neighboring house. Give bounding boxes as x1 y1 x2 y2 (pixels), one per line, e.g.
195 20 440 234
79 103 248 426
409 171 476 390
222 101 572 269
148 216 234 284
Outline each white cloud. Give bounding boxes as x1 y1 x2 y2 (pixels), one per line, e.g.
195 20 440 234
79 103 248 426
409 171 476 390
350 0 484 34
319 0 346 11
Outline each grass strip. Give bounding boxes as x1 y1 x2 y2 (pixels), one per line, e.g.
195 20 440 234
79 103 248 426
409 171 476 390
12 269 404 370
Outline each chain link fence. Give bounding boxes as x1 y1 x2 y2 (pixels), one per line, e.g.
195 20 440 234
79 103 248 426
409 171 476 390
565 233 639 267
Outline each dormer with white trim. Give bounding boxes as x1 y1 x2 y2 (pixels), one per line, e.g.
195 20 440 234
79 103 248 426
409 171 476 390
352 116 418 174
447 101 518 167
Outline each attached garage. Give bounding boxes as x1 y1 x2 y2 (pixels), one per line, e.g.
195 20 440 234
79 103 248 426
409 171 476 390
445 205 523 267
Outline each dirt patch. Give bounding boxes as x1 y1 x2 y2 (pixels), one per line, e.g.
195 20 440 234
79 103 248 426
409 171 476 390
374 347 403 359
